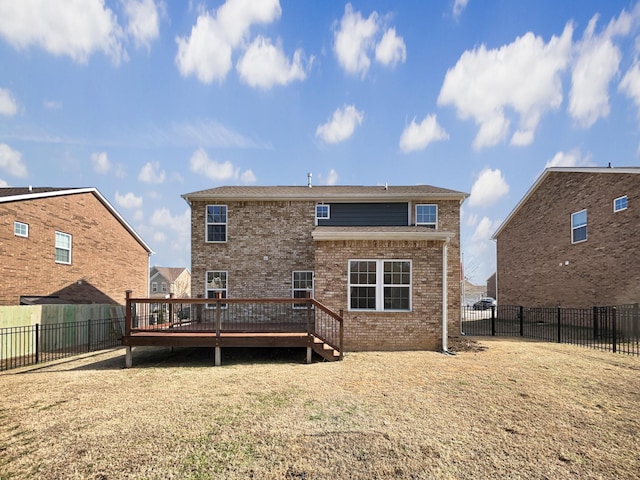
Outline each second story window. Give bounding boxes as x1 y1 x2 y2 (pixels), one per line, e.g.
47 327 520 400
55 231 72 264
161 282 167 292
416 204 437 228
152 282 158 293
14 221 29 238
614 195 628 212
571 209 587 244
206 205 227 242
315 204 330 224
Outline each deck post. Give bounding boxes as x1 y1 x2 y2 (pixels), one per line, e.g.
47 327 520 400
125 290 132 337
306 347 312 364
215 347 221 366
125 346 132 368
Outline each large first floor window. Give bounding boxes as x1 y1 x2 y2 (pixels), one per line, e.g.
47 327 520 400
206 270 228 308
349 260 411 311
55 231 72 264
292 271 314 308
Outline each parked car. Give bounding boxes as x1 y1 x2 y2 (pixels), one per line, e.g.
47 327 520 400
473 298 496 310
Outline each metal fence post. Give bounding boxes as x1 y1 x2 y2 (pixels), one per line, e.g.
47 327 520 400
35 323 40 364
491 306 496 336
612 306 617 353
593 306 599 340
87 319 92 353
519 305 524 337
557 306 562 343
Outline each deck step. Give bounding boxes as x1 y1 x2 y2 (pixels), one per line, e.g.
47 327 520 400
311 336 341 362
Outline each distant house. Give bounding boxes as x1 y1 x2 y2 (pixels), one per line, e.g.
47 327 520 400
486 273 497 301
182 184 468 352
150 266 191 298
0 187 152 305
492 167 640 307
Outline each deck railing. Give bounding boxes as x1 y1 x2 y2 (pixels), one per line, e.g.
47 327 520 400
125 292 344 356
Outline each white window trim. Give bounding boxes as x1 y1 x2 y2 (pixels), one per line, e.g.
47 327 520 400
151 282 158 293
571 209 587 244
206 270 228 308
14 221 29 238
415 204 438 228
613 195 628 212
206 205 227 243
292 271 314 309
315 204 330 225
348 259 412 312
55 231 72 265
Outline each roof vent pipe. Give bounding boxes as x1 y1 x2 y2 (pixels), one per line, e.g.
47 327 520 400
307 172 312 188
28 185 32 192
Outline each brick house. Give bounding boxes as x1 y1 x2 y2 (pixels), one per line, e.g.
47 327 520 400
182 184 467 352
492 167 640 307
0 187 152 305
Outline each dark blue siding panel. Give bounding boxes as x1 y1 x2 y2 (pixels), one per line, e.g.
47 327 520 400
318 203 408 226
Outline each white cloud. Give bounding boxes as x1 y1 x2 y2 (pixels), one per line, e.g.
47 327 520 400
468 168 509 208
399 114 449 153
189 148 255 183
0 0 125 64
147 208 190 257
545 149 594 168
115 191 143 209
91 151 111 174
138 161 166 183
316 105 364 144
0 143 27 177
324 169 339 186
43 99 62 109
471 216 501 244
236 36 309 89
438 24 573 149
0 178 8 187
122 0 163 50
619 60 640 115
375 28 406 67
453 0 470 18
175 0 281 84
0 88 18 116
333 3 406 78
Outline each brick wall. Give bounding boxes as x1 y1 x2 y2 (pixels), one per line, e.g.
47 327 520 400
190 197 462 351
0 193 149 305
497 171 640 307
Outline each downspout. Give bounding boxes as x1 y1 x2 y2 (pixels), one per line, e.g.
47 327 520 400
442 239 455 355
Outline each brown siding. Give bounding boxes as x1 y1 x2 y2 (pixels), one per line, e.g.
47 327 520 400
496 172 640 307
0 193 149 305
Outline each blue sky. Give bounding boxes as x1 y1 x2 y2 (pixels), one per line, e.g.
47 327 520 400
1 0 639 285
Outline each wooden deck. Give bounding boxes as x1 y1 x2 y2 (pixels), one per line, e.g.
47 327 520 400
122 293 343 367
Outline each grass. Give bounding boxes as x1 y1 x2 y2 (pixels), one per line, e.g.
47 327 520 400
0 338 639 479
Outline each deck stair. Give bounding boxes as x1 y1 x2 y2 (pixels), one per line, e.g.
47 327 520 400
312 335 341 361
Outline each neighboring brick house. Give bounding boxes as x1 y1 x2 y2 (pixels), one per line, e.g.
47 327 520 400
0 187 152 305
486 273 497 301
492 167 640 307
182 184 467 352
150 266 191 298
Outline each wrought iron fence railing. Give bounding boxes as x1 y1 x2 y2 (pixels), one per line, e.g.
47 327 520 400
462 304 640 356
0 317 125 372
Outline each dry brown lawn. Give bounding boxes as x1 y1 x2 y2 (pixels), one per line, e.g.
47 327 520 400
0 337 639 479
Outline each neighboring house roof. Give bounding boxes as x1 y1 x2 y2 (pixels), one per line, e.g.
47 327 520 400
0 187 153 254
492 167 640 240
182 185 468 203
151 267 190 283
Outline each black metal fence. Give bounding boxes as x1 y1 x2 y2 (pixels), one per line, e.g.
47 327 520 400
462 304 640 356
0 317 125 372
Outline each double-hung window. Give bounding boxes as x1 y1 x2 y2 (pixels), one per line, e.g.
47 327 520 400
206 205 227 242
614 195 628 212
571 209 587 244
416 204 437 228
152 282 158 293
55 231 72 264
14 221 28 238
349 260 411 311
206 271 227 308
292 271 314 308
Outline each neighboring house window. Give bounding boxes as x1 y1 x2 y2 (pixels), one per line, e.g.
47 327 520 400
55 231 72 264
571 210 587 244
161 282 167 292
14 221 28 238
206 271 227 308
292 271 314 308
416 204 437 228
614 195 628 212
206 205 227 242
315 204 330 224
349 260 411 311
152 282 158 293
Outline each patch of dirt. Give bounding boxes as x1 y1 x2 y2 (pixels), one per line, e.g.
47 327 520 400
447 335 488 353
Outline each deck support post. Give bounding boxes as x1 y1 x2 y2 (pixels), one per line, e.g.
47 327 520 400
306 347 312 364
215 347 221 366
125 346 132 368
